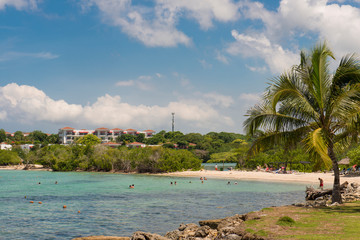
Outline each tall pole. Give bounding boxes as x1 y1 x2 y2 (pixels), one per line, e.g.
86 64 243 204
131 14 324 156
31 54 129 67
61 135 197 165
172 112 175 132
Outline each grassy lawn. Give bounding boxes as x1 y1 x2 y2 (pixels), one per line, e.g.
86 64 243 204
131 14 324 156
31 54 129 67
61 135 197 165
244 202 360 239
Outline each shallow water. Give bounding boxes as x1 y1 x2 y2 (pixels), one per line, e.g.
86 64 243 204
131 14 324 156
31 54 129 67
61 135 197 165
0 170 306 239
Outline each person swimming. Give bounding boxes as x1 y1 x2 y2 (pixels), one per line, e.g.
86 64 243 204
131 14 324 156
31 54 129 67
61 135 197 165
129 184 135 189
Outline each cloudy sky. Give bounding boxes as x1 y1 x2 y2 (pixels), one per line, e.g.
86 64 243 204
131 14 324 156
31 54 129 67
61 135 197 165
0 0 360 134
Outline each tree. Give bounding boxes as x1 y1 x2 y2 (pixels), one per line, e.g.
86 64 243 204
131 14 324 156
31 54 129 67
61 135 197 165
14 131 24 141
136 133 145 143
117 134 135 144
29 130 48 143
76 134 101 146
244 42 360 203
47 134 60 144
0 129 6 143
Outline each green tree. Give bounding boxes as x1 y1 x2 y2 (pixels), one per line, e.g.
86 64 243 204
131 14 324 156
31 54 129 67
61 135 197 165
136 133 145 143
13 131 24 141
117 134 135 144
76 134 101 146
47 134 60 144
244 42 360 203
29 130 48 144
0 129 6 142
0 150 21 165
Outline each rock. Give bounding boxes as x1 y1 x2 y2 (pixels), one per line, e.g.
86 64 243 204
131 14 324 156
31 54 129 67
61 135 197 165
194 226 211 238
218 214 244 230
73 237 130 240
199 219 223 229
329 202 340 207
222 234 242 240
164 230 180 240
241 212 261 221
131 231 169 240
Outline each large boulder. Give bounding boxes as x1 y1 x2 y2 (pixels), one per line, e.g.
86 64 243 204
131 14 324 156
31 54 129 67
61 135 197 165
199 219 223 230
73 237 130 240
131 231 168 240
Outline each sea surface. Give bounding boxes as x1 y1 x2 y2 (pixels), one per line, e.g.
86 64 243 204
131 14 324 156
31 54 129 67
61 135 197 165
0 170 306 239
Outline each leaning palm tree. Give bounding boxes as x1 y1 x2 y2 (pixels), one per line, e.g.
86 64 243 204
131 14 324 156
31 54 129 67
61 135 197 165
244 42 360 203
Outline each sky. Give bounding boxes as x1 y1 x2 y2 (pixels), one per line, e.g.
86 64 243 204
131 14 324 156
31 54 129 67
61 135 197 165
1 0 360 134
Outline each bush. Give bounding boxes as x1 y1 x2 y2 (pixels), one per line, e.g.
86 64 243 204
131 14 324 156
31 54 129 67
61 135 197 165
276 216 295 226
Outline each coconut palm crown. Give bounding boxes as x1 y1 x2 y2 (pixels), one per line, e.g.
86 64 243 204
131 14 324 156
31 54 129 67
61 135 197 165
244 42 360 203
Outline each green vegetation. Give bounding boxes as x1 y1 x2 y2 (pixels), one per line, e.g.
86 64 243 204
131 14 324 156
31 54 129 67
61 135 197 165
244 42 360 203
276 216 295 226
18 144 201 173
245 202 360 239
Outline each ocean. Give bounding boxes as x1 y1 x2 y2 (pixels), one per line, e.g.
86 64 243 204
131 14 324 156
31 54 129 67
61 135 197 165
0 170 306 239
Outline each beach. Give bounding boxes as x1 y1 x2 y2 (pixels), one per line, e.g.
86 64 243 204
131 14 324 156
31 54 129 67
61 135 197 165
158 170 360 186
3 164 359 186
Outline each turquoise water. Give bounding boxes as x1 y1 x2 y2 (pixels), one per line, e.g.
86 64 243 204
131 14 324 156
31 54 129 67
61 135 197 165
0 170 306 239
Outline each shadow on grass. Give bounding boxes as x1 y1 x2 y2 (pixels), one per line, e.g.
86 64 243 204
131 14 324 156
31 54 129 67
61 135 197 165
318 202 360 214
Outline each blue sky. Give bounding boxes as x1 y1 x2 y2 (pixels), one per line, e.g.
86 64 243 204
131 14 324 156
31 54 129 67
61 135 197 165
0 0 360 134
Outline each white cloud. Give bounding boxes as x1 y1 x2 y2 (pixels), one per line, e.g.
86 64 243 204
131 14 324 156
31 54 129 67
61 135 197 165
232 0 360 72
0 0 38 10
201 92 234 108
199 59 212 69
157 0 241 30
239 93 261 106
227 30 299 73
245 64 267 72
82 0 241 47
116 75 154 91
116 80 134 87
215 51 229 64
0 83 234 131
83 0 191 47
0 51 59 62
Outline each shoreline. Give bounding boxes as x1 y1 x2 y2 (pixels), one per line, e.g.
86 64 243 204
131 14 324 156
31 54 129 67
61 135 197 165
156 170 360 186
3 165 360 186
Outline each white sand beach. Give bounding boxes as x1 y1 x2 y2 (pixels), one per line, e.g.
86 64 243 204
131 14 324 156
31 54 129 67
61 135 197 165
158 170 360 186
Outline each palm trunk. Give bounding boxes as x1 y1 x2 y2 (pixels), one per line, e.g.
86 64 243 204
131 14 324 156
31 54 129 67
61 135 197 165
328 143 342 203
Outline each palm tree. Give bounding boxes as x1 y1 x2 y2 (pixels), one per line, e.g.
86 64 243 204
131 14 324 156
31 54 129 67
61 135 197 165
244 42 360 203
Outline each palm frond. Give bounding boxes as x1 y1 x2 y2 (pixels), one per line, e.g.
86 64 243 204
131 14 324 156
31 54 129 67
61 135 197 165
304 128 332 168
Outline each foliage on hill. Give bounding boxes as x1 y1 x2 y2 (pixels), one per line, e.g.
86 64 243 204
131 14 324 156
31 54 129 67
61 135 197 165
23 144 201 173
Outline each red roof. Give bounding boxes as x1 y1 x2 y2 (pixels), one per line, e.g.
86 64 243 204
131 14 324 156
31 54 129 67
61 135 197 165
129 142 144 145
126 129 137 132
61 127 75 130
95 127 109 130
143 130 155 132
102 142 121 145
111 128 124 131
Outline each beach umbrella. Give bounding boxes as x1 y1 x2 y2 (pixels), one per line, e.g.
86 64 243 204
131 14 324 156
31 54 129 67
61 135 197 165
338 157 350 165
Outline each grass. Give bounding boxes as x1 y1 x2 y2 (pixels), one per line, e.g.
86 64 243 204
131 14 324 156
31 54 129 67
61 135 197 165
243 201 360 239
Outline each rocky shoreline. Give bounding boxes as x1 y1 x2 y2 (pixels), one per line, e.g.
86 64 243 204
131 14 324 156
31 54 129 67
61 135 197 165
74 211 270 240
73 181 360 240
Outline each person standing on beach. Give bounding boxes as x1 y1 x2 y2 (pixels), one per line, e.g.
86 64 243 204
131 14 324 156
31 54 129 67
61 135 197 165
215 164 218 171
318 178 324 190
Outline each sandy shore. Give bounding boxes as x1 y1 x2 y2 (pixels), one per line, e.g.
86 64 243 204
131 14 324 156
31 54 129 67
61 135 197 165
158 170 360 186
0 164 51 171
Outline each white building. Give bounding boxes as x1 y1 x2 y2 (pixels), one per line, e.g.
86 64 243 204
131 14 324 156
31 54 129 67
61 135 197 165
0 143 12 150
58 127 156 144
20 144 34 152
